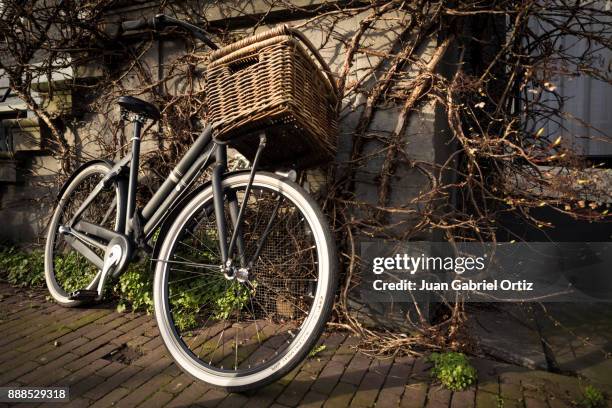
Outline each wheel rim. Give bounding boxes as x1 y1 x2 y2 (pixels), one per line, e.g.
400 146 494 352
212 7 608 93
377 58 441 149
156 175 330 381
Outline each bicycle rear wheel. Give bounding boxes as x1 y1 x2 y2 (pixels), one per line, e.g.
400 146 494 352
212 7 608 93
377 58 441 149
153 172 337 391
45 162 122 306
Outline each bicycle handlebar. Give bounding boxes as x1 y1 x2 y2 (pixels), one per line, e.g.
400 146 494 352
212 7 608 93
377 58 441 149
121 14 218 50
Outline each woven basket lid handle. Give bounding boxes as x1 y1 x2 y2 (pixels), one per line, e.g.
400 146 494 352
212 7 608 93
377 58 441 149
210 25 291 60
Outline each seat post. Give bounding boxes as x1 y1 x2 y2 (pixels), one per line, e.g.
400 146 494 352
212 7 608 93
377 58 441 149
126 114 144 236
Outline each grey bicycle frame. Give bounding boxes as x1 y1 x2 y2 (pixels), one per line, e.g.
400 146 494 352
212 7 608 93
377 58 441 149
65 115 267 278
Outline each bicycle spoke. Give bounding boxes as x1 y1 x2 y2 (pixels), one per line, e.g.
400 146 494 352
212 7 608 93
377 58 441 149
153 258 220 270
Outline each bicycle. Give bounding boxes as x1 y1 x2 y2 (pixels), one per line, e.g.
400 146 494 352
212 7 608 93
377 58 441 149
44 14 337 391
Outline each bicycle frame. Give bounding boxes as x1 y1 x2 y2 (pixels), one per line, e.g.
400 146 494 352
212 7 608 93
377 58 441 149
61 114 267 282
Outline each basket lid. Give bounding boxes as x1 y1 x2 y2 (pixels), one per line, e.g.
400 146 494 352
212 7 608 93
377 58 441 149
209 25 338 99
210 25 291 62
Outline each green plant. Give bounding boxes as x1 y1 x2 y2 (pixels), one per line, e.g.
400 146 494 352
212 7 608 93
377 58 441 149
168 275 254 331
428 352 477 391
582 385 605 408
54 251 98 293
115 262 153 314
308 344 326 358
0 247 45 287
0 245 255 332
213 281 251 320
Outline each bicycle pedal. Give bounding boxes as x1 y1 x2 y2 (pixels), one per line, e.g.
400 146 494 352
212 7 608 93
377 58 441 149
68 289 99 301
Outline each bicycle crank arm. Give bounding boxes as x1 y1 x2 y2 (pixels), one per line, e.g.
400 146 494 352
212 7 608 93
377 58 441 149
60 224 132 300
96 244 122 300
66 246 120 303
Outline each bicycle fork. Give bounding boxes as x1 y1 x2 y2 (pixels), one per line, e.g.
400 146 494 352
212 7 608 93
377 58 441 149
214 132 266 280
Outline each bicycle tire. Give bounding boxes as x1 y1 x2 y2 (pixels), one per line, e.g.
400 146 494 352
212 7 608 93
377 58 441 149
153 171 337 391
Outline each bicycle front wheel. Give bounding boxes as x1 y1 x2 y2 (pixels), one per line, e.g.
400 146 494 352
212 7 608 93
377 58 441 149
153 172 337 391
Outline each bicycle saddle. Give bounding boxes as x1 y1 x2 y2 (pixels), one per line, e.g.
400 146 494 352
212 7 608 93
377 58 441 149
117 96 161 121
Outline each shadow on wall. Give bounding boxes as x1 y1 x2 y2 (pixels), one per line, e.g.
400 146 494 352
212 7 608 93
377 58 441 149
0 184 54 243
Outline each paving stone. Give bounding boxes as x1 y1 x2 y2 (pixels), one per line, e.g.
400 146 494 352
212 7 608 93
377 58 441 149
16 354 75 385
375 356 414 408
57 358 110 387
450 388 475 408
299 390 327 408
83 365 144 401
524 397 548 408
93 311 126 326
131 343 169 368
163 363 182 378
340 352 371 386
83 319 128 340
276 364 305 388
120 358 173 391
522 380 548 401
140 335 163 352
351 357 393 407
71 330 122 356
475 390 499 408
88 387 130 408
112 316 153 337
114 373 173 407
140 390 175 407
64 344 120 373
0 308 67 346
276 367 319 406
330 336 361 365
68 374 108 399
215 391 249 408
311 360 347 395
547 395 572 408
425 386 451 408
35 337 89 365
196 388 229 408
63 397 92 408
166 383 209 408
321 332 349 353
243 382 285 407
322 381 358 408
164 373 194 395
400 383 428 408
96 361 125 378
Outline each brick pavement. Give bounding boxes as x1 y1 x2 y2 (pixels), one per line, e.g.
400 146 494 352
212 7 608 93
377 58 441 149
0 283 607 408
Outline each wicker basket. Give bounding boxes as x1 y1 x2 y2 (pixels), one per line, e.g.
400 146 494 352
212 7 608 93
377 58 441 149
206 25 338 169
